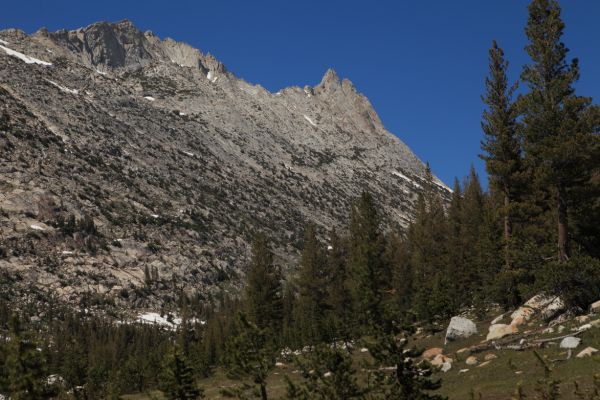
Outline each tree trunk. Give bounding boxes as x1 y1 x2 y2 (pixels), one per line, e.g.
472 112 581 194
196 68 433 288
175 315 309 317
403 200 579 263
503 186 511 268
260 383 268 400
557 185 569 262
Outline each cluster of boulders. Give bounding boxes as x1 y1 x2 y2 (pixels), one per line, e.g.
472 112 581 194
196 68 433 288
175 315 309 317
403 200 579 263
422 347 453 372
486 294 566 341
423 294 600 373
423 345 499 374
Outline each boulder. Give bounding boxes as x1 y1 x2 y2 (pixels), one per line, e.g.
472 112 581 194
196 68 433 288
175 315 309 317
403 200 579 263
590 300 600 313
487 324 518 341
575 323 592 332
431 354 453 367
456 347 470 354
549 311 574 327
510 315 528 328
465 356 478 366
445 316 478 343
484 353 498 361
431 354 453 373
540 297 565 320
477 360 492 368
559 336 581 349
525 294 558 310
510 307 535 324
422 347 444 360
440 361 452 373
575 315 590 323
576 347 598 358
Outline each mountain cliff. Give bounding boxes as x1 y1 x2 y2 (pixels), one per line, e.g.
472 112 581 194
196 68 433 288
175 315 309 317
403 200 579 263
0 20 449 311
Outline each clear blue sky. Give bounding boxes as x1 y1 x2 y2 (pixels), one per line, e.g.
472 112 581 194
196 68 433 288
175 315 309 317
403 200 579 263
3 1 599 187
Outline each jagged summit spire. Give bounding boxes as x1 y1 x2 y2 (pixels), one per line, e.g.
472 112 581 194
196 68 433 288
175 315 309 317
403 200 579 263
319 68 340 87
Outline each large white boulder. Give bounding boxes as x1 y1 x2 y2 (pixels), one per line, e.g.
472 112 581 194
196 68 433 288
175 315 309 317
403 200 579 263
540 297 565 320
486 324 518 341
559 336 581 349
520 294 565 321
445 316 478 343
590 300 600 313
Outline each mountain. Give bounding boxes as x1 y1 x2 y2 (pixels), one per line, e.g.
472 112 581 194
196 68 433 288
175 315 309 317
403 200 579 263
0 20 449 311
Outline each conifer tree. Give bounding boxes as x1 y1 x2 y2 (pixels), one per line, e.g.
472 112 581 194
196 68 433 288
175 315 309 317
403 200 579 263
409 167 454 322
520 0 598 262
444 178 464 295
285 344 365 399
281 281 298 348
349 192 388 331
460 167 486 299
159 347 203 400
481 40 522 269
294 223 328 346
325 229 354 342
387 231 413 315
245 233 283 336
366 333 446 400
222 313 277 400
5 315 48 400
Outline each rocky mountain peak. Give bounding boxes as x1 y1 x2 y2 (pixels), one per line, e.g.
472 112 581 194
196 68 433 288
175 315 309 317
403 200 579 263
0 20 450 310
318 68 341 88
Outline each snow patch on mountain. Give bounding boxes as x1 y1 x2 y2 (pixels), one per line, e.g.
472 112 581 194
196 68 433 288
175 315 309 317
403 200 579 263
0 44 52 66
45 79 79 95
135 312 205 329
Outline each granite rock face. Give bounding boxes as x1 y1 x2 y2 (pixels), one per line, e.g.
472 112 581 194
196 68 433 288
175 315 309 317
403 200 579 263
0 20 450 311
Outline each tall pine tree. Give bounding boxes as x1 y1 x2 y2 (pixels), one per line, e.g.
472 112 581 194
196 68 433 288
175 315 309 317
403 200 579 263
222 313 277 400
481 40 522 269
294 224 328 346
325 229 354 342
409 166 454 322
245 233 283 336
520 0 598 262
159 347 203 400
349 192 388 332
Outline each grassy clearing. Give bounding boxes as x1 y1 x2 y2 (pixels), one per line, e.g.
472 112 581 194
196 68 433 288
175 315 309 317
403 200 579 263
123 314 600 399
